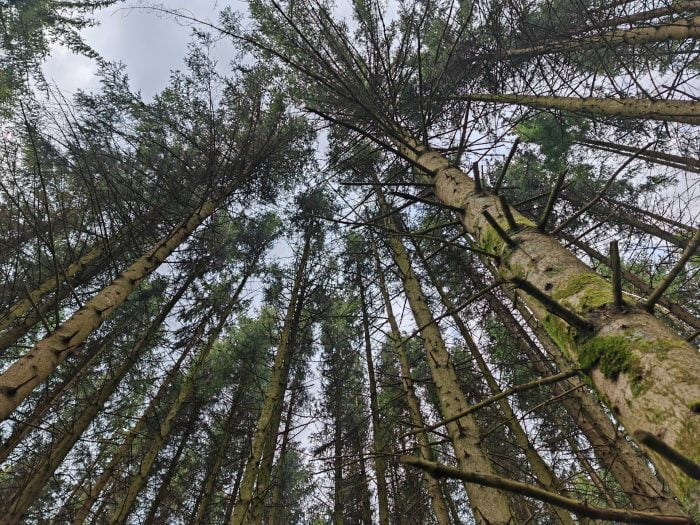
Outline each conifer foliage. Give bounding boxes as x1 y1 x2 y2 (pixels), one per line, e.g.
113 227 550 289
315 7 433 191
0 0 698 523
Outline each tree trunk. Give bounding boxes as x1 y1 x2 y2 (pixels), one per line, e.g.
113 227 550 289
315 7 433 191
142 412 199 524
374 187 517 525
107 274 249 524
503 15 700 58
229 232 312 525
416 245 576 525
69 298 205 525
0 180 241 422
0 272 194 525
373 241 453 525
578 138 700 174
358 266 391 525
395 135 700 507
459 94 700 124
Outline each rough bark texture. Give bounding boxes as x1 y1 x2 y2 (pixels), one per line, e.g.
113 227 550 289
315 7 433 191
471 265 683 514
397 137 700 509
461 94 700 125
373 245 453 525
376 189 517 525
0 185 236 422
417 247 576 525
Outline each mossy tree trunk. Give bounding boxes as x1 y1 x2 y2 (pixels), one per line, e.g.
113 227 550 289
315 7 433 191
395 136 700 508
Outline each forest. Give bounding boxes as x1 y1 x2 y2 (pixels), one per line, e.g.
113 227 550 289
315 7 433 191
0 0 698 523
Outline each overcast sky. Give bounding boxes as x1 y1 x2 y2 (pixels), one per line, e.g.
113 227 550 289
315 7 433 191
43 2 247 100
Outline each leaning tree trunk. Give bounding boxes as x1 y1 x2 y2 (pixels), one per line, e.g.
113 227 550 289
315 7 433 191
394 135 700 507
373 243 453 525
68 304 206 525
577 138 700 174
0 179 242 422
375 187 518 525
458 94 700 125
0 271 194 525
415 245 577 525
107 274 249 525
502 15 700 58
358 267 391 525
230 232 311 525
467 261 683 514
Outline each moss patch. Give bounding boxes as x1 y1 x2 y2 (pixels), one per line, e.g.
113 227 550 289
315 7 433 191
553 272 612 313
578 335 640 380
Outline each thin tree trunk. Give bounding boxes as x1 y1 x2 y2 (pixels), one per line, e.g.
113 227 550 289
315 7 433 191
69 299 205 525
374 187 517 525
577 138 700 174
372 241 453 525
333 376 344 525
0 180 242 422
395 135 700 506
229 232 312 525
190 383 247 525
142 412 199 524
416 246 576 525
458 94 700 124
107 273 250 524
358 266 391 525
0 271 194 524
503 15 700 58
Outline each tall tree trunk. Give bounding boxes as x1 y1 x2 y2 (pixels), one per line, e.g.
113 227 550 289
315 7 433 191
190 382 247 525
268 375 301 525
372 242 453 525
142 411 199 524
374 188 517 525
415 246 576 525
69 301 206 525
0 180 242 422
577 138 700 174
0 271 195 525
0 329 113 464
358 266 391 525
503 15 700 58
230 232 312 525
395 136 700 506
333 374 345 525
458 94 700 124
107 272 250 524
467 259 683 514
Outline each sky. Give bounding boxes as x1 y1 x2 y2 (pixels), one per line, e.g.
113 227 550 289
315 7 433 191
43 2 246 100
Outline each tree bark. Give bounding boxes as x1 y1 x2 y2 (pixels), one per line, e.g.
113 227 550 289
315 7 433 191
459 94 700 125
0 180 241 422
107 273 249 524
358 266 391 525
229 232 312 525
374 187 517 525
395 136 700 507
373 242 453 525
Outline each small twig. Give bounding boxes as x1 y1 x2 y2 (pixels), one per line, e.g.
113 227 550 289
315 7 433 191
404 370 578 438
511 277 592 332
644 228 700 312
493 138 520 194
609 240 625 311
634 430 700 480
472 162 483 192
340 181 434 187
498 195 518 231
482 210 515 248
538 169 567 231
